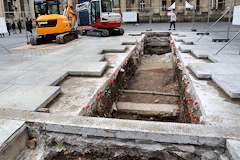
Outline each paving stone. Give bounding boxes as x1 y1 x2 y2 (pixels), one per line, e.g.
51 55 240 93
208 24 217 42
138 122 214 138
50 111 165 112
208 55 240 63
190 48 239 58
0 119 25 147
0 71 26 85
102 45 127 53
12 71 68 86
227 139 240 160
178 44 239 58
117 102 178 116
212 74 240 98
0 61 37 71
188 63 240 79
0 85 60 111
64 62 108 77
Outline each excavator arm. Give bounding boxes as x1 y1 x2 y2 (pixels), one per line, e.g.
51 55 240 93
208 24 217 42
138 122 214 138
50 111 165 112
64 4 78 30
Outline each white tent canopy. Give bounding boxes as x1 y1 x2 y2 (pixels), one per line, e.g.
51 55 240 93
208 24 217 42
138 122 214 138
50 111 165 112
168 1 194 10
168 2 175 10
185 1 194 9
0 17 7 34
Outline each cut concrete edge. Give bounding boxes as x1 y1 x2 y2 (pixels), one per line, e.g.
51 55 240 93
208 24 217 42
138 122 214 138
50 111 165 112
226 139 240 160
35 86 61 111
187 63 212 79
50 72 69 86
102 46 128 53
207 54 219 63
190 51 209 59
1 109 240 147
67 62 108 77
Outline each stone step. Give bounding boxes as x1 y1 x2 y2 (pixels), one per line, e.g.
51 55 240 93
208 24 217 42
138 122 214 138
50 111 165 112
117 102 178 117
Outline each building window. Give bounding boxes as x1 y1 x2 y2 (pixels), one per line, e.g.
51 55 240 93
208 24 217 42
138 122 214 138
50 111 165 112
218 0 225 10
162 0 166 11
139 0 145 12
196 0 200 11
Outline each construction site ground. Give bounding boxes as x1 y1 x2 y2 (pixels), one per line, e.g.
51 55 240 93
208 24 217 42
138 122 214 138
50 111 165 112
0 22 240 160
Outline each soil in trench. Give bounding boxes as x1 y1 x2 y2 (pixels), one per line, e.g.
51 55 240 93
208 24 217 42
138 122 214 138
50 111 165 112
115 53 179 121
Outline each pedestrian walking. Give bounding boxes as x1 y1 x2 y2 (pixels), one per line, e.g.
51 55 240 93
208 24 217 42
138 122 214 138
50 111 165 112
17 19 22 33
0 33 4 38
25 18 32 44
12 21 17 34
169 11 176 30
29 19 33 33
6 21 11 36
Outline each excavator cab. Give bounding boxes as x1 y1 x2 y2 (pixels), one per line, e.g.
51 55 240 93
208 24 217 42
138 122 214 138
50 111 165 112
85 0 123 36
34 0 60 18
90 0 121 28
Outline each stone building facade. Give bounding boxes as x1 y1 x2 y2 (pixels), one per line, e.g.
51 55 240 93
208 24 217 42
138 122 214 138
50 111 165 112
0 0 76 23
0 0 239 23
115 0 240 22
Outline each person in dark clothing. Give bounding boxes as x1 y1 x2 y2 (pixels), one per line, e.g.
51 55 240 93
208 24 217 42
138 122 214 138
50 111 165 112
6 21 11 36
29 19 33 33
12 22 16 34
17 20 22 33
0 33 4 38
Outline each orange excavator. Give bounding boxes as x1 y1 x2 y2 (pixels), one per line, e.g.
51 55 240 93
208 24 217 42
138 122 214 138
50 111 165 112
30 4 78 45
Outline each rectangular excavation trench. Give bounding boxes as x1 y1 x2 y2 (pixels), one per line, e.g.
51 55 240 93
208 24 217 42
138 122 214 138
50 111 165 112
12 33 233 160
89 32 199 124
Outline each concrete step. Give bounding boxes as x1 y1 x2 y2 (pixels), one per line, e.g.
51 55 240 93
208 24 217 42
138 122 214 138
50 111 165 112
117 102 178 117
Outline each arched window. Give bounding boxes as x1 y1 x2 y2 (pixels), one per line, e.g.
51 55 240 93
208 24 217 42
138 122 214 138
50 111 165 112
139 0 145 12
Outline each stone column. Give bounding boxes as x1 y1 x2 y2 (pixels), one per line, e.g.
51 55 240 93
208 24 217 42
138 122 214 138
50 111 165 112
120 0 126 12
0 0 5 17
153 0 160 14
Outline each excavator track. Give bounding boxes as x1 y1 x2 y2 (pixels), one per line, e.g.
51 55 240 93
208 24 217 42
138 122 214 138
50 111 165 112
86 29 109 37
30 31 78 45
56 32 78 44
86 28 124 37
30 35 53 45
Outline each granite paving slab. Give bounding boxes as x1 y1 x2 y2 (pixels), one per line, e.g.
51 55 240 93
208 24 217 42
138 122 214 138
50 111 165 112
208 54 240 63
0 85 60 111
0 71 26 85
64 62 108 77
0 119 25 147
190 48 239 58
188 63 240 79
12 71 68 86
227 139 240 160
212 74 240 98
